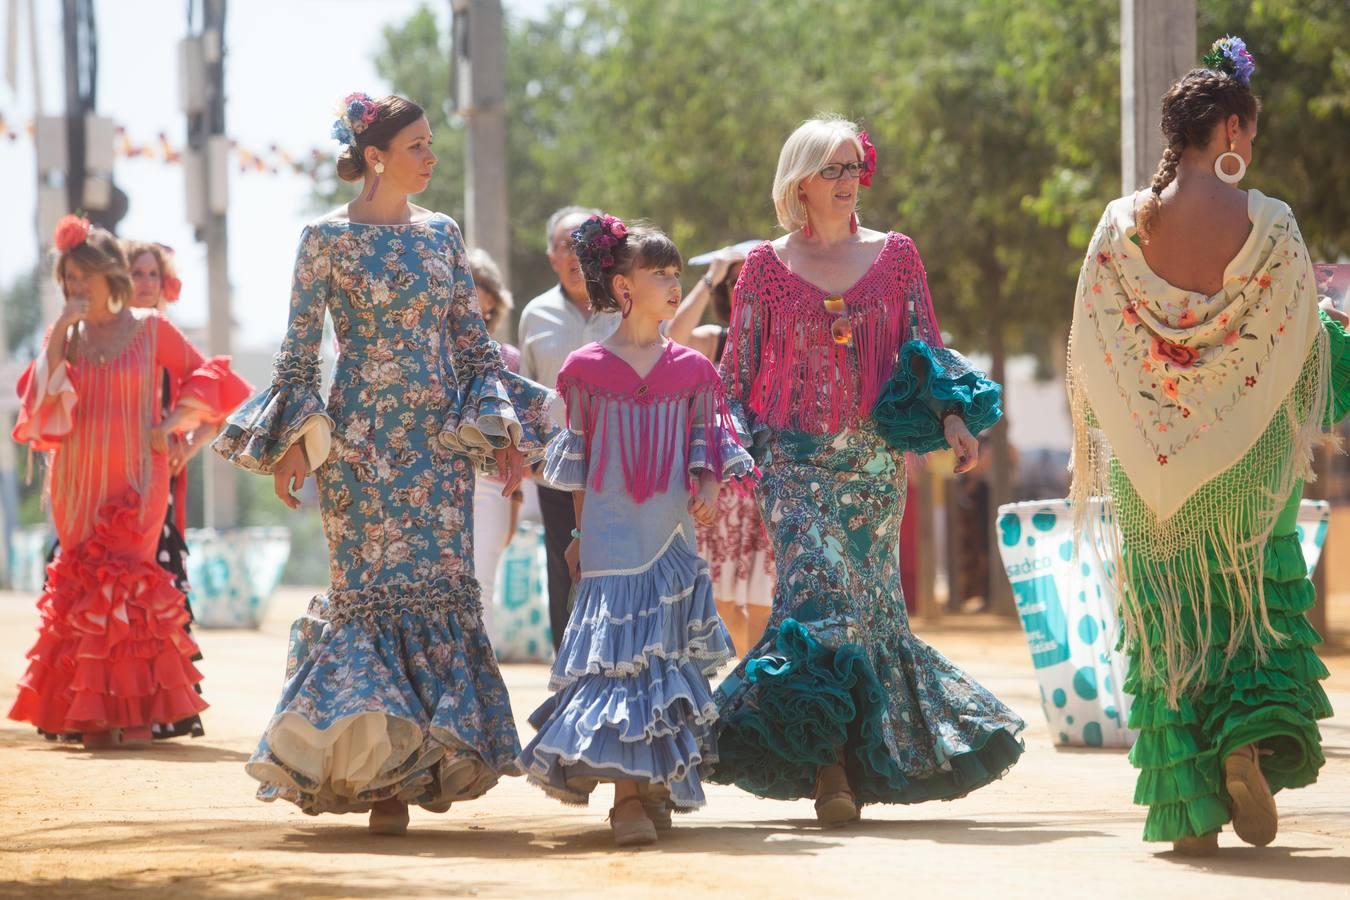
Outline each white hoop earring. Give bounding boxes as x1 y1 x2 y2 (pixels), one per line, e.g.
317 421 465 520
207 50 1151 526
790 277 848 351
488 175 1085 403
107 296 124 314
1214 144 1246 184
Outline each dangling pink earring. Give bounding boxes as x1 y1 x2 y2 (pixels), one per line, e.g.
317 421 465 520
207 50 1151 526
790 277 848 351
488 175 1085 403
622 289 632 318
849 212 858 234
803 215 814 239
365 161 385 201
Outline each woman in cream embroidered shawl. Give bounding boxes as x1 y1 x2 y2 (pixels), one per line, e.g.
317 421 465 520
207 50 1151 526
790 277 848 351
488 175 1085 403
1067 38 1350 855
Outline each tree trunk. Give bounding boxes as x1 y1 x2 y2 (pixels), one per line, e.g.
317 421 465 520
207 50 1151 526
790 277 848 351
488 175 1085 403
986 312 1016 616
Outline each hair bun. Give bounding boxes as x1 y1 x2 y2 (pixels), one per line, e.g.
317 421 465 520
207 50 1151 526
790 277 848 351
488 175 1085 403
335 145 365 183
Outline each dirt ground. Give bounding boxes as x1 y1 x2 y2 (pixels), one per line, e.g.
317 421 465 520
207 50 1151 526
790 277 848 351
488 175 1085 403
0 587 1347 900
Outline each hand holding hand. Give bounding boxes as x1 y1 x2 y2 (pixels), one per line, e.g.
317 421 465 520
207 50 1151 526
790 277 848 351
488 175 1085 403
687 472 721 526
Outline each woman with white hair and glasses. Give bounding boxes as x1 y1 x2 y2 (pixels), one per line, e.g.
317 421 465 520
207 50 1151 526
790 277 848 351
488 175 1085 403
708 116 1024 825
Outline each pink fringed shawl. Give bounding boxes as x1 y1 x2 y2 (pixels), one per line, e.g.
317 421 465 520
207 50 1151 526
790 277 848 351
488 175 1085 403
724 232 943 434
557 342 736 502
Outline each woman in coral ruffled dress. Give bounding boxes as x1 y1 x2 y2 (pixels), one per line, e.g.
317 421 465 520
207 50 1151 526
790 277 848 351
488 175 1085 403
9 216 251 748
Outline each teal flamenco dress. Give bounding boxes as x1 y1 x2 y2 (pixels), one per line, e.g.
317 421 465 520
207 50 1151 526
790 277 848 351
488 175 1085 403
708 235 1025 806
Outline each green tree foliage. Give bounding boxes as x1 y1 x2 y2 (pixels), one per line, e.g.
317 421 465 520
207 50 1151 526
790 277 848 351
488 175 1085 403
357 0 1350 354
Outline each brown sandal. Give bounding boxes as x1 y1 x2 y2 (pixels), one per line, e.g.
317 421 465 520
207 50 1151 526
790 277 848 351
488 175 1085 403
1225 743 1277 847
813 764 859 827
1172 832 1219 856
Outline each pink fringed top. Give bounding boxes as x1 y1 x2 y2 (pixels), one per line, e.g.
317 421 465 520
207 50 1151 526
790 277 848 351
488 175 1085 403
553 341 744 503
722 232 944 435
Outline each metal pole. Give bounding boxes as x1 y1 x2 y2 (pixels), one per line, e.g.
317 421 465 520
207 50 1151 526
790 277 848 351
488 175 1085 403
1120 0 1197 194
194 0 236 529
452 0 511 290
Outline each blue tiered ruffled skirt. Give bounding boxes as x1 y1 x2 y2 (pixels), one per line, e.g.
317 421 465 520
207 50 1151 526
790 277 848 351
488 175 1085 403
247 581 523 814
518 529 735 810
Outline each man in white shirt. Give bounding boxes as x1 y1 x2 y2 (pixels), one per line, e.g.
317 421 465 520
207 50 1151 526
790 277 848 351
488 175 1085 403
518 205 620 650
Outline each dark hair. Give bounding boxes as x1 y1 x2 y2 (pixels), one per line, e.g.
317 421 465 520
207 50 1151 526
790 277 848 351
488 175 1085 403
335 95 426 182
1137 67 1261 243
575 217 682 314
710 262 743 324
55 226 132 305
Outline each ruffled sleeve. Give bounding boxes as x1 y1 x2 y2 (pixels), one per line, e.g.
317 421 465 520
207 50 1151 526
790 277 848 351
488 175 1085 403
873 340 1003 454
540 385 589 491
433 219 554 473
688 381 756 483
717 250 772 466
1322 308 1350 426
10 339 78 452
212 225 334 474
154 315 252 424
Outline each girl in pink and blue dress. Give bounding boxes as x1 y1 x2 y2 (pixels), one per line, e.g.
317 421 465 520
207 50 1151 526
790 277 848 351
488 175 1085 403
518 215 753 846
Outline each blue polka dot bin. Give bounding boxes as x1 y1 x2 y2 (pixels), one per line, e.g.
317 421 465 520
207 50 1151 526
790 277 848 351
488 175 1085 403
488 523 556 663
996 499 1329 748
185 527 291 629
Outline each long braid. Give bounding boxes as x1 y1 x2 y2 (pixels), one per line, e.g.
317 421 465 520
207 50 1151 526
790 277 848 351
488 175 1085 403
1137 142 1182 244
1135 68 1261 244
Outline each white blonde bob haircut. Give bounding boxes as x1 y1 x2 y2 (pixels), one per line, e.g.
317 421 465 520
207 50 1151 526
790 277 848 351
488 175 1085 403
772 115 865 233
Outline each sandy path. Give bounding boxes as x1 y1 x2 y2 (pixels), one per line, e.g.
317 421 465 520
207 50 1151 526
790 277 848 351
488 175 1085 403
0 588 1346 899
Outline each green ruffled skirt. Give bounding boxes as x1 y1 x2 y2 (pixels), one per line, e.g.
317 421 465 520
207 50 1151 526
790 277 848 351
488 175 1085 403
1125 531 1332 841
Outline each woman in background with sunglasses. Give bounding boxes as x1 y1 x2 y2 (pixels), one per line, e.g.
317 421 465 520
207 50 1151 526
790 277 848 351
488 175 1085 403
708 116 1023 826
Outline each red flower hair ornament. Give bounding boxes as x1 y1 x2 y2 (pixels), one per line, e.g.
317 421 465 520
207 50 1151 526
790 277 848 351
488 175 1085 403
53 214 92 253
857 131 877 187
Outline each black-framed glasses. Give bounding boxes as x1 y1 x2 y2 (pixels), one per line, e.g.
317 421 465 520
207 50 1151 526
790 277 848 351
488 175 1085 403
818 161 865 181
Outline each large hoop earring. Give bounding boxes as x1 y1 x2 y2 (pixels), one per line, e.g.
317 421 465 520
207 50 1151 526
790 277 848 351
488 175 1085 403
107 296 124 314
1214 143 1246 184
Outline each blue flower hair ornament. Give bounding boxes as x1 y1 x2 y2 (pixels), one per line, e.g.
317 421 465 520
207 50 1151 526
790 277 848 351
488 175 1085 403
1202 35 1256 86
331 92 380 146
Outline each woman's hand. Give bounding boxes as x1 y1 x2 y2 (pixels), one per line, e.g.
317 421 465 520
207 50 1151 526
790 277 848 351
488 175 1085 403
493 444 525 497
707 252 739 288
687 472 721 526
58 297 90 330
1320 297 1349 327
272 442 309 510
945 415 979 474
565 536 581 583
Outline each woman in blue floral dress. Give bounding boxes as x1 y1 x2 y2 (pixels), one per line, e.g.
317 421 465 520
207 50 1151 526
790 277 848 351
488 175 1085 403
214 94 551 835
710 117 1025 825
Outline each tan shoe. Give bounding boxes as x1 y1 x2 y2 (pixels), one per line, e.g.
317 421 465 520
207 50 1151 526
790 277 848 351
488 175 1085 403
813 763 859 827
637 783 673 832
368 800 410 836
1172 832 1219 856
1225 743 1277 847
608 795 658 847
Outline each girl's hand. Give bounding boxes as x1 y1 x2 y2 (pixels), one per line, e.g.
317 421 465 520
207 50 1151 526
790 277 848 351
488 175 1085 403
493 445 525 497
687 473 721 526
565 536 581 583
273 442 309 510
945 415 978 474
